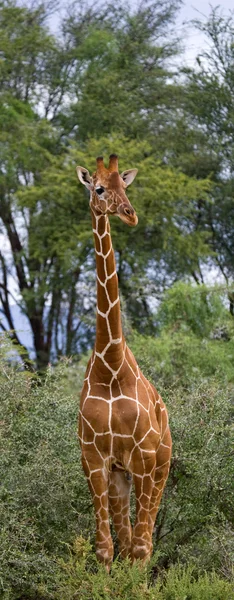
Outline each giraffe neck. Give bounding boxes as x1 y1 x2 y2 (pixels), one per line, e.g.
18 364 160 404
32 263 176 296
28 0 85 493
92 210 124 367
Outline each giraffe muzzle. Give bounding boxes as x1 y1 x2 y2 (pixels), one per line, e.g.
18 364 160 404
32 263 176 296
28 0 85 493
118 204 138 227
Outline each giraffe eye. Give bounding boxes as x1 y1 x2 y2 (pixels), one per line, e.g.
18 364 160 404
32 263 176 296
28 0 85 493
95 186 105 195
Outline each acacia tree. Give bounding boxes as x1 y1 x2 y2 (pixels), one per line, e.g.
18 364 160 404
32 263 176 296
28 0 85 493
0 2 95 369
0 0 217 369
0 98 94 369
177 8 234 309
34 137 210 335
59 0 182 142
0 0 185 368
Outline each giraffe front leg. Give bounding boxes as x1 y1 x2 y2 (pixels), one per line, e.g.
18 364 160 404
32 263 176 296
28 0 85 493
131 452 156 563
108 469 132 558
82 456 113 570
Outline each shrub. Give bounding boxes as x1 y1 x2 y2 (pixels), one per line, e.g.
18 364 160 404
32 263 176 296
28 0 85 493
153 380 234 576
156 282 231 338
153 564 234 599
130 327 234 387
0 340 92 598
0 334 233 598
130 325 234 575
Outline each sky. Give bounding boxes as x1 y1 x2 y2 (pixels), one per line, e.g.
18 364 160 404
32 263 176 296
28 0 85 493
47 0 234 67
177 0 234 66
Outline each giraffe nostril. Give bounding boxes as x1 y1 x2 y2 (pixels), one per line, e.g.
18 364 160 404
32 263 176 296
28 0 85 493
124 208 132 216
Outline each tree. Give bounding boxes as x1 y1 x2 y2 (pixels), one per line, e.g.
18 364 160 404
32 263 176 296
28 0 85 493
2 1 225 368
0 1 95 369
0 96 98 369
58 0 182 141
52 135 210 334
176 8 234 305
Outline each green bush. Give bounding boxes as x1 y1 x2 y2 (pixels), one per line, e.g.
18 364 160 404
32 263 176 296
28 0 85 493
0 337 92 598
130 318 234 575
131 282 234 387
153 380 234 575
156 282 231 338
55 541 234 600
130 327 234 387
154 564 234 599
0 334 233 598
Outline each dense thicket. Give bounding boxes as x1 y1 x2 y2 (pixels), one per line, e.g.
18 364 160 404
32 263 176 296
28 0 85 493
1 0 234 367
1 291 234 597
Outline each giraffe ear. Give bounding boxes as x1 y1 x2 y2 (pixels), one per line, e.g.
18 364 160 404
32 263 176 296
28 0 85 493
76 166 93 190
120 168 138 187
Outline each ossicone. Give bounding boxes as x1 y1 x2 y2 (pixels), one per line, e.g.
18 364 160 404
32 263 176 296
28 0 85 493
108 154 118 172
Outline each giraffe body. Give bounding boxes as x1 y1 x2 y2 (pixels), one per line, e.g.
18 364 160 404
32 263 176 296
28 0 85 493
77 155 172 569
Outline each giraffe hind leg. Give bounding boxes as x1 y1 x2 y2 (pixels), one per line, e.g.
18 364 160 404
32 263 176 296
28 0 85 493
148 437 172 539
131 453 156 563
148 461 170 539
108 468 132 558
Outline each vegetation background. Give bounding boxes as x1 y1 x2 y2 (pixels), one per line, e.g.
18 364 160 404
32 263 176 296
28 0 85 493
0 0 234 597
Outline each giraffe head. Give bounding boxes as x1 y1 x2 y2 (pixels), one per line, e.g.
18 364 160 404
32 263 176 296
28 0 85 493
76 154 138 226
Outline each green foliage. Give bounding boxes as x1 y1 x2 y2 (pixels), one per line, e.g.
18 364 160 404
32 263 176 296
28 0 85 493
60 0 182 141
2 0 234 366
131 282 234 386
157 281 230 337
55 543 234 600
0 340 91 597
0 0 56 102
0 331 233 597
0 0 217 368
160 380 234 573
154 564 234 599
181 8 234 284
131 322 234 387
37 136 210 335
1 2 234 596
129 283 234 576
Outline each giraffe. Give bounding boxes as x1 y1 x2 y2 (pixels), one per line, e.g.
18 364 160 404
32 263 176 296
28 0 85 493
76 154 172 571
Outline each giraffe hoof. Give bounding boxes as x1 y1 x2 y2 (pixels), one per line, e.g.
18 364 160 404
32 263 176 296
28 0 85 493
96 548 113 571
131 542 152 562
